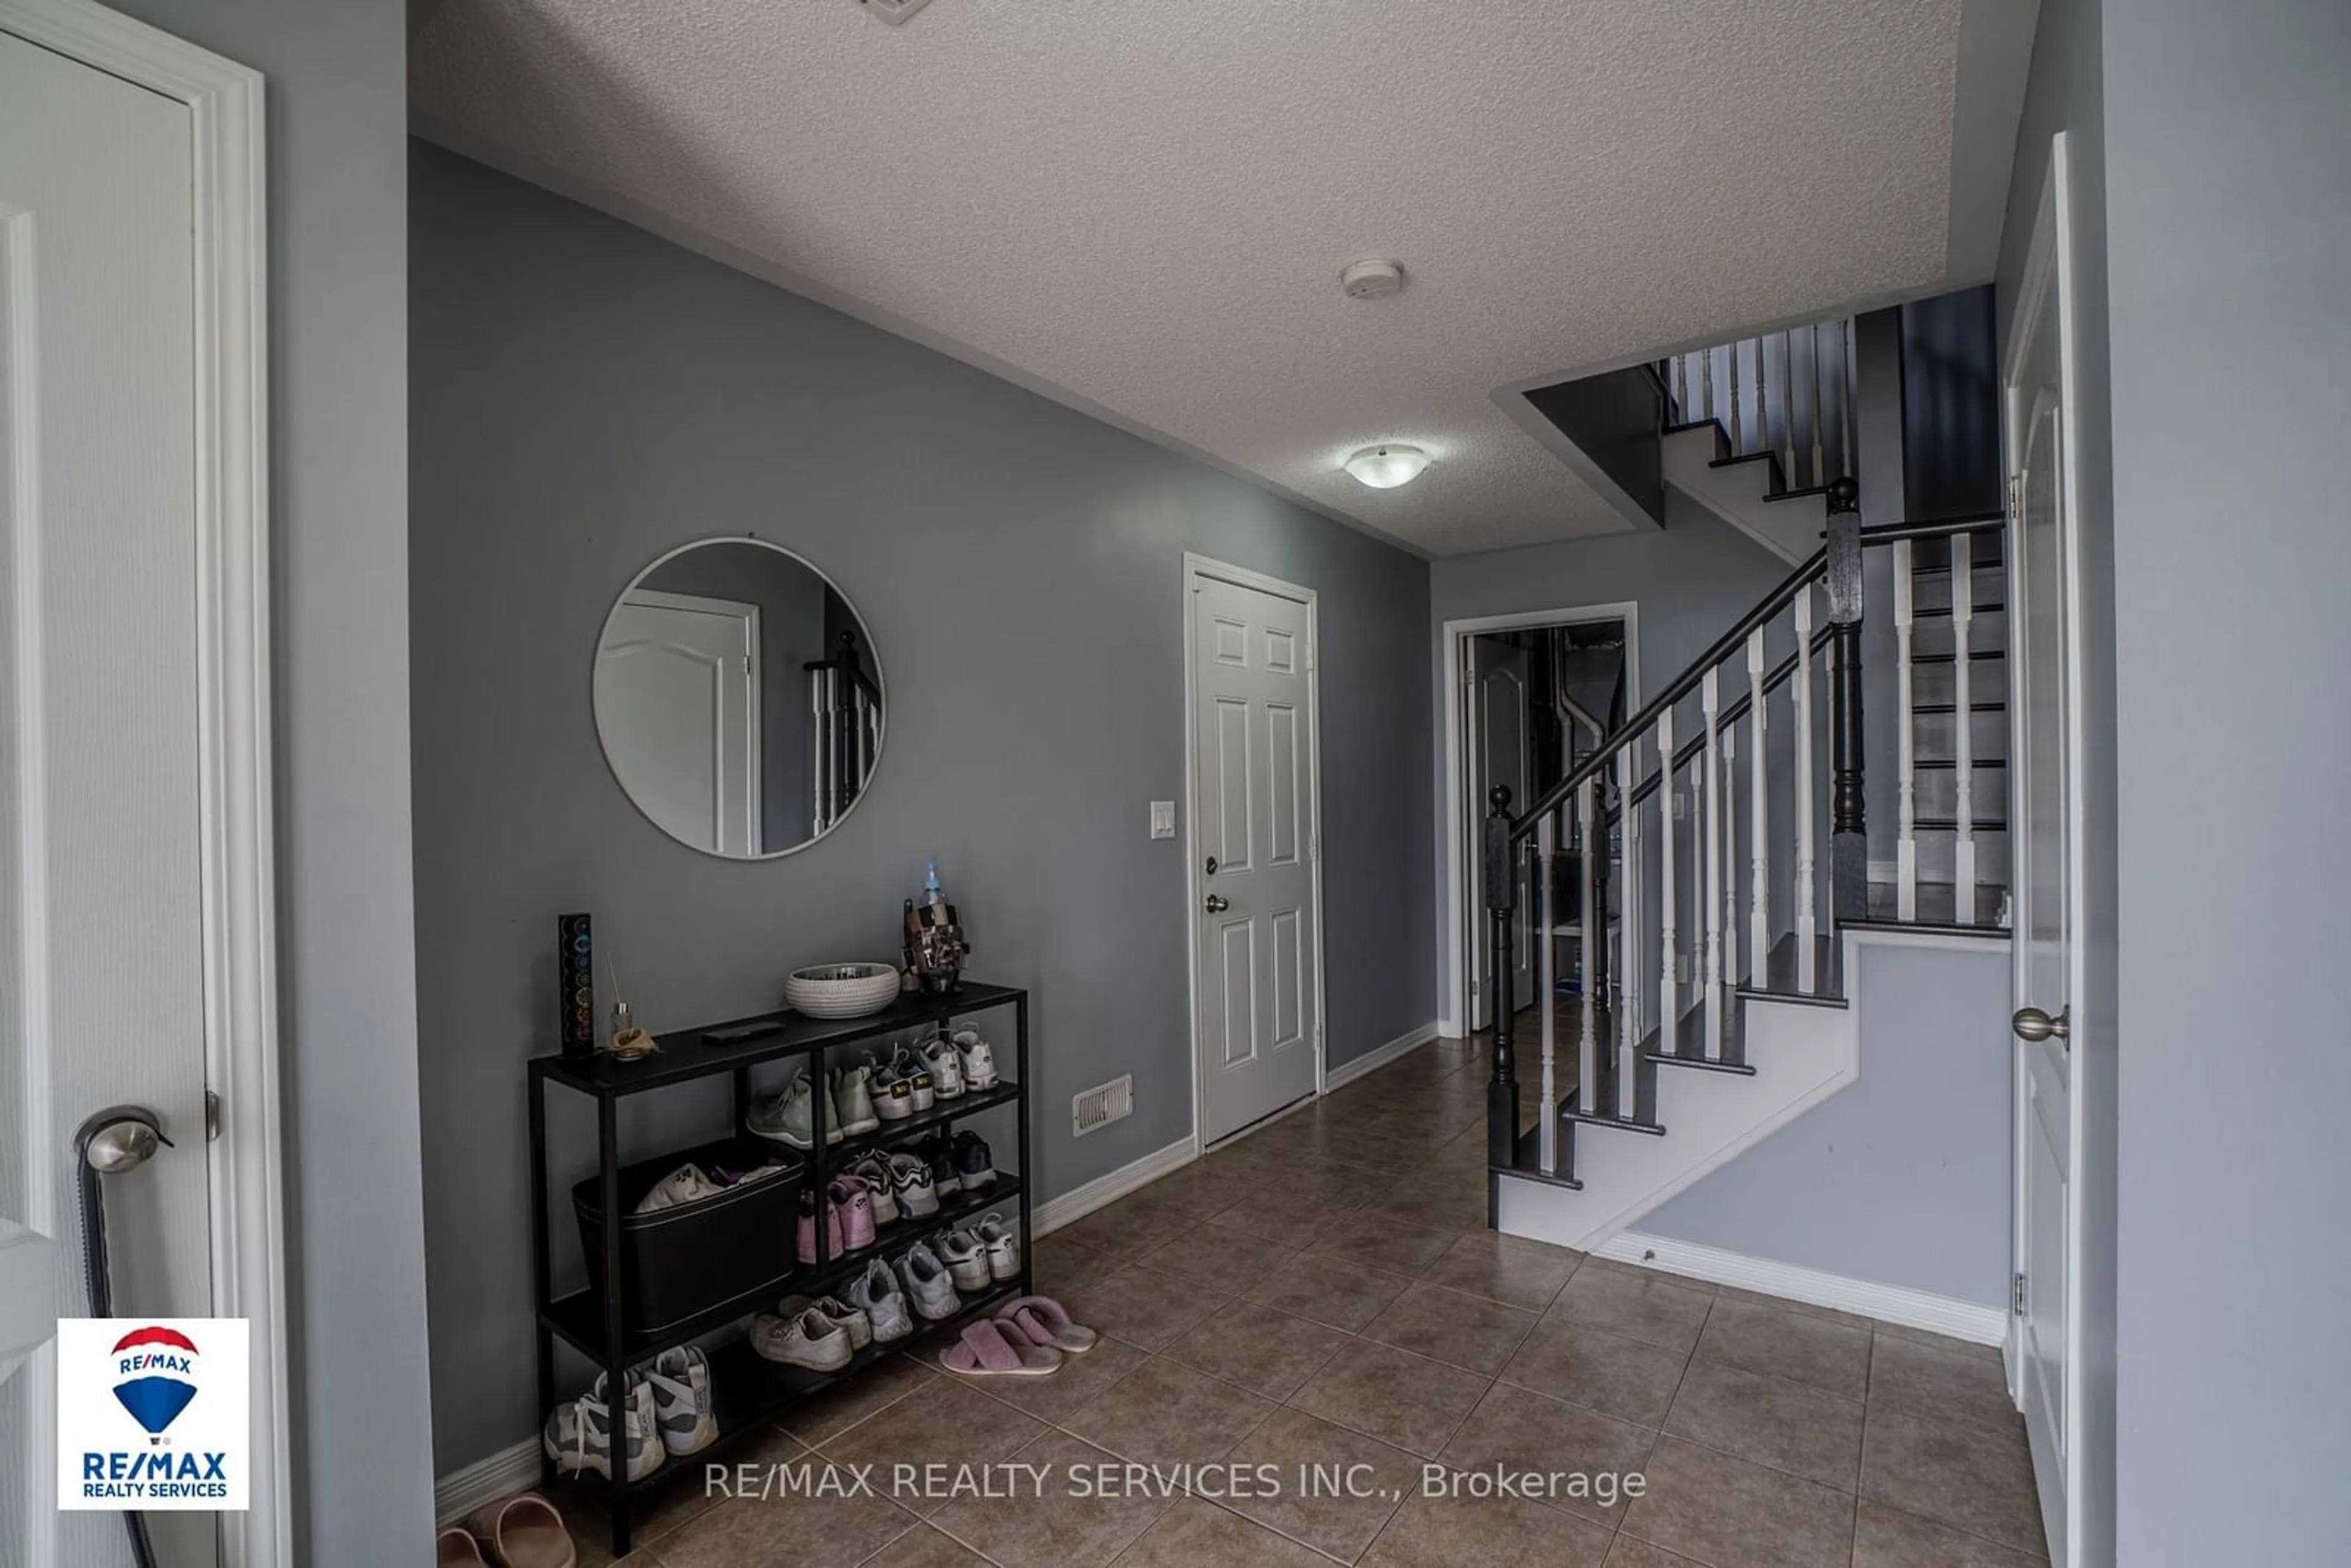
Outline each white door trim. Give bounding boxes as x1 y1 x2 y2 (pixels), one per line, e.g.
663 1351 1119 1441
2001 129 2089 1568
1181 553 1327 1149
1439 602 1640 1036
0 4 287 1565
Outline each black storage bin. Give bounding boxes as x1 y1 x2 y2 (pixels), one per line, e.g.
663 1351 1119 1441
571 1136 804 1335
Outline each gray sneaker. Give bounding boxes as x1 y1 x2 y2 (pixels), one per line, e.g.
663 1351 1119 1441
642 1347 718 1457
936 1228 991 1292
846 1258 915 1343
748 1076 836 1149
831 1065 880 1136
896 1242 962 1322
847 1154 899 1224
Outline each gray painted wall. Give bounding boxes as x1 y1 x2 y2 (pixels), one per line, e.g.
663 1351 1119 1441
1640 937 2011 1307
2101 2 2351 1562
102 0 435 1556
409 142 1433 1472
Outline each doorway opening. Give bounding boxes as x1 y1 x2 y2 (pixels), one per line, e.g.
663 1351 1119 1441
1441 604 1638 1041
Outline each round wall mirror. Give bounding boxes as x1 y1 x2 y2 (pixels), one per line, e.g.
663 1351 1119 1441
593 538 884 858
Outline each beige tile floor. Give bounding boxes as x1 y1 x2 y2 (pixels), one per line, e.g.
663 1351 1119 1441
547 1033 2044 1568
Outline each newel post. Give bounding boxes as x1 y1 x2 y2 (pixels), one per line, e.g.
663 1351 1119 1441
1824 478 1868 923
1485 784 1518 1171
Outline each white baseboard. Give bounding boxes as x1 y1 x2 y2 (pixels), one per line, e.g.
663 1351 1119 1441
1594 1230 2010 1347
435 1437 542 1526
1324 1021 1441 1092
1030 1135 1198 1237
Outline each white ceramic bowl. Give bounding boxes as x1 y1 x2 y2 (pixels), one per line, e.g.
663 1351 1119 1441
785 962 902 1019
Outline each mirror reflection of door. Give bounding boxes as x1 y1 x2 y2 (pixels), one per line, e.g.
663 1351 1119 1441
596 591 763 857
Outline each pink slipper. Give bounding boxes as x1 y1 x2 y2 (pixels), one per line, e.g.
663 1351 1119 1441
995 1296 1098 1354
939 1318 1062 1378
463 1493 576 1568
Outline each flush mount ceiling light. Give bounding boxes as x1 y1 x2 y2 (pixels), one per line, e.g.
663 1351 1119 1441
1343 444 1433 489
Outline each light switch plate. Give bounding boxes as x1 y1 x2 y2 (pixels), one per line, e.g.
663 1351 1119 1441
1150 801 1177 839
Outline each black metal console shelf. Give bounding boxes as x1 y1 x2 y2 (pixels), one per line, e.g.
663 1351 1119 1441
527 982 1030 1557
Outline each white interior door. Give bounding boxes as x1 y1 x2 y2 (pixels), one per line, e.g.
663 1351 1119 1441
1191 568 1321 1145
2006 138 2086 1568
594 590 762 856
1 27 217 1567
1466 636 1534 1032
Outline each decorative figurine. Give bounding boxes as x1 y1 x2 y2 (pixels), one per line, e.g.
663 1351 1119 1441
903 860 969 994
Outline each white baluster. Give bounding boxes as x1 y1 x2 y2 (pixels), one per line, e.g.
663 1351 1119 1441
1810 323 1827 489
1838 320 1856 481
1722 724 1739 988
1616 745 1640 1120
1537 810 1559 1173
1727 341 1743 451
1754 337 1769 460
1701 667 1725 1060
1747 627 1770 980
1780 332 1799 486
1793 585 1819 992
1699 345 1714 427
1577 776 1597 1116
1895 540 1918 920
1953 532 1978 922
1656 710 1678 1060
1673 354 1687 419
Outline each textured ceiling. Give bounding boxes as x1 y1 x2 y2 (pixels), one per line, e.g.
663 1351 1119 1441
411 0 2026 557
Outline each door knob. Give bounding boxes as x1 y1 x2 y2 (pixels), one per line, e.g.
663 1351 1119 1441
2012 1006 2070 1043
1204 893 1231 913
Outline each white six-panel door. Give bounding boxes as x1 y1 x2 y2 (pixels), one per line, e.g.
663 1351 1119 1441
1 26 217 1568
2007 135 2089 1568
1189 565 1321 1146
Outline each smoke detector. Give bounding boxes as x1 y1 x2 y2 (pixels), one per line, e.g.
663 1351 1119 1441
1340 259 1407 300
860 0 935 23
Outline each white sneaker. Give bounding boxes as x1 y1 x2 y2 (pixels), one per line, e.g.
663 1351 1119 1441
887 1152 939 1218
542 1373 662 1481
751 1306 853 1371
918 1037 964 1099
634 1165 724 1214
977 1213 1020 1283
896 1242 962 1321
936 1228 991 1291
643 1347 718 1457
848 1154 900 1225
846 1258 915 1343
951 1029 999 1092
885 1046 937 1111
798 1294 871 1351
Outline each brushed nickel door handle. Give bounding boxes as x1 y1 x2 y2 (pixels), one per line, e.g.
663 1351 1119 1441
1204 893 1230 913
2012 1006 2069 1043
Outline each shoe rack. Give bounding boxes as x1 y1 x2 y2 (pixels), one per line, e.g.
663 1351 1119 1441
527 982 1033 1557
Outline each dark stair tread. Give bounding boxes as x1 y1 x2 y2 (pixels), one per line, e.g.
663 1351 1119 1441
1707 449 1790 495
1862 879 2010 928
1908 602 2006 618
1911 651 2006 666
1913 757 2008 770
1496 1122 1583 1188
1736 932 1847 1007
1913 817 2009 831
1914 701 2008 715
1562 1102 1668 1136
1762 482 1836 504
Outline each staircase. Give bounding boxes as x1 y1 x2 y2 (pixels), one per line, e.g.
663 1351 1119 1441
1654 322 1859 565
1480 470 2011 1250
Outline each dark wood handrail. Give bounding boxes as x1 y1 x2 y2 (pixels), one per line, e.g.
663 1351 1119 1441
1500 509 2006 844
1505 546 1825 844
